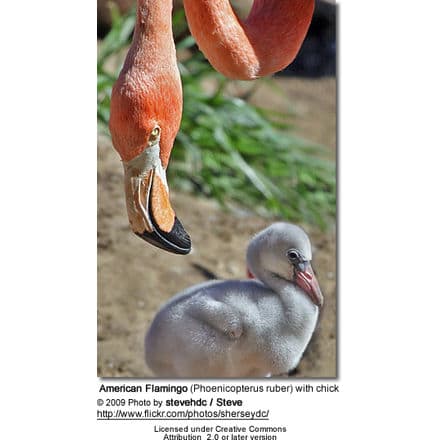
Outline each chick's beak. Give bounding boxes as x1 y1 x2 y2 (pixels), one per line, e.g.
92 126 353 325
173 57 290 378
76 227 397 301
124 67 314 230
122 139 191 255
294 262 324 307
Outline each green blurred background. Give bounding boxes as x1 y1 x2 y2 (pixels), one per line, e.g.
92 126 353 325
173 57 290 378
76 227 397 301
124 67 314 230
97 1 336 229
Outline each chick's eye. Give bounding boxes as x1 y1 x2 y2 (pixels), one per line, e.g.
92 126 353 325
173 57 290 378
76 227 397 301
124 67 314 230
287 250 300 261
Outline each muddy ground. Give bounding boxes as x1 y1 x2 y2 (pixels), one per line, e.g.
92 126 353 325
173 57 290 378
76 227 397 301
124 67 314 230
97 77 336 378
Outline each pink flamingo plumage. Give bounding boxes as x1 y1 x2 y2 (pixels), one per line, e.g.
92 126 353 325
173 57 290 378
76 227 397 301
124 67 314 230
109 0 315 254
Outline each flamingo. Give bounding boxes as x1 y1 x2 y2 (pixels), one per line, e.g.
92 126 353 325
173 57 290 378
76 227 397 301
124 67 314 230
109 1 315 254
184 0 315 80
145 222 323 377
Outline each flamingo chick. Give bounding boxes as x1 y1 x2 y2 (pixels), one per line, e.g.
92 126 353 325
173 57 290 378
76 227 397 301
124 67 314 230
145 222 323 377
